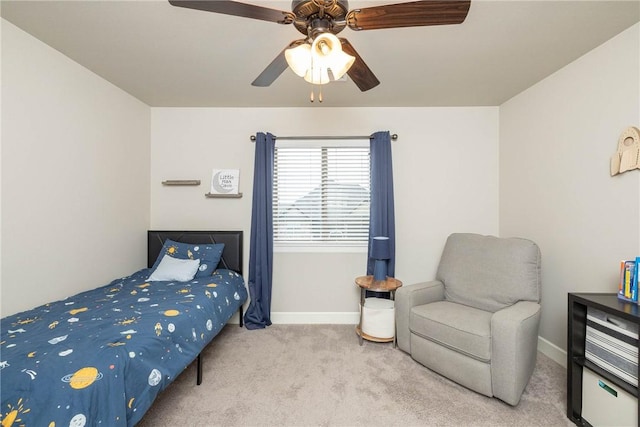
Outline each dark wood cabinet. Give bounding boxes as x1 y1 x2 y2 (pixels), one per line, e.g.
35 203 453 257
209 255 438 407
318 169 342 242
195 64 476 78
567 293 640 425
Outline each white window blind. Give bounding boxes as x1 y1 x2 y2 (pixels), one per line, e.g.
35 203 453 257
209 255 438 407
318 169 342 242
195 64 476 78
273 142 370 247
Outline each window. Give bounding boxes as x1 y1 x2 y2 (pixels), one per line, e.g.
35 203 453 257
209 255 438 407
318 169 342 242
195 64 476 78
273 140 370 248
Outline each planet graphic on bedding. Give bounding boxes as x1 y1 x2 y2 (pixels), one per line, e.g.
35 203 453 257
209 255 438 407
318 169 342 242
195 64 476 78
148 369 162 386
163 310 180 317
69 413 87 427
61 367 103 389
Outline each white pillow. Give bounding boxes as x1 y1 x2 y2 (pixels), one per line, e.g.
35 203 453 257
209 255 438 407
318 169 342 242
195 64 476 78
147 255 200 282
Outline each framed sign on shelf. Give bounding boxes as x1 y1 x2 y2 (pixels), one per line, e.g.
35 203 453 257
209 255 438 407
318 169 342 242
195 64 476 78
209 169 240 196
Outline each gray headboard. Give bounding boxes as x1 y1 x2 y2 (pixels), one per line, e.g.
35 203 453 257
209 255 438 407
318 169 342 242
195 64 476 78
147 230 243 275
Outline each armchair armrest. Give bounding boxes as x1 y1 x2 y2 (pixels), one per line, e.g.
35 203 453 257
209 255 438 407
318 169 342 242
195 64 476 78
395 280 445 353
491 300 541 405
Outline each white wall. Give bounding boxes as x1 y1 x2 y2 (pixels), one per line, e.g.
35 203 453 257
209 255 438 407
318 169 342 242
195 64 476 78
1 20 151 316
499 23 640 353
0 17 4 316
151 107 499 320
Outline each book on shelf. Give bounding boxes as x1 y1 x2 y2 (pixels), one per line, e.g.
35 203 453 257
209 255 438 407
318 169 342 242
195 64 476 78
618 258 639 303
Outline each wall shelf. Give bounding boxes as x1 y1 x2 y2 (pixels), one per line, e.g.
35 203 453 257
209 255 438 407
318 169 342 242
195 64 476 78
205 193 243 199
162 180 201 186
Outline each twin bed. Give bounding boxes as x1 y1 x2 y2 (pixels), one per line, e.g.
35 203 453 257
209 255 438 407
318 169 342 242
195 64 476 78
1 230 247 426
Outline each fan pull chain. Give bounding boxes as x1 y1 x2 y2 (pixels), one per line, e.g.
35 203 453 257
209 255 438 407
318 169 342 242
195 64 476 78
308 61 324 103
309 87 323 103
319 65 323 102
310 56 316 102
318 65 324 102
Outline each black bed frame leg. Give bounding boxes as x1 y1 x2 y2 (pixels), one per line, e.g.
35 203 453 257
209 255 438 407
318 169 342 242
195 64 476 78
195 306 243 386
196 354 202 386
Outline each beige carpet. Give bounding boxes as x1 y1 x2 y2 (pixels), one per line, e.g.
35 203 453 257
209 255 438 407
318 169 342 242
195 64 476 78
138 324 571 426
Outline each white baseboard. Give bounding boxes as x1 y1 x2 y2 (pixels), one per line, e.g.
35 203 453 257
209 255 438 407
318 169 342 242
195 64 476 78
538 335 567 368
271 311 360 324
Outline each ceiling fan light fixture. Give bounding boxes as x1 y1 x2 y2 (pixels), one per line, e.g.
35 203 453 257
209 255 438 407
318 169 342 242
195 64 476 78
311 33 340 59
302 33 355 84
302 53 354 84
303 66 332 85
285 33 355 85
323 49 355 80
284 43 312 77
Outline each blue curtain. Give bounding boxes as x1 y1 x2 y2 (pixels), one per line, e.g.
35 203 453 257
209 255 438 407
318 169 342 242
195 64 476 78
243 132 275 330
367 131 396 277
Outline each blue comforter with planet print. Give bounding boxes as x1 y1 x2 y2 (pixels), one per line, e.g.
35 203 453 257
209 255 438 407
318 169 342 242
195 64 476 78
0 267 247 426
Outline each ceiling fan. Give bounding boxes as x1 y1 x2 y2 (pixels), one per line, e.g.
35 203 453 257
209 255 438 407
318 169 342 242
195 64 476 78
168 0 471 92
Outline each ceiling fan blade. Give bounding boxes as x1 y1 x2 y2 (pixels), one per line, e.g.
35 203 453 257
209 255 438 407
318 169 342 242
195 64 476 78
168 1 294 24
340 39 380 92
251 51 288 87
251 41 304 87
347 0 471 31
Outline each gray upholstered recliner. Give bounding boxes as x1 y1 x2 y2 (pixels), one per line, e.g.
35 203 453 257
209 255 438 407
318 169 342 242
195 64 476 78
395 233 541 406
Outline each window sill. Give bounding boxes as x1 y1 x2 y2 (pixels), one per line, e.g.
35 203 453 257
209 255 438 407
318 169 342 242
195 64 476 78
274 245 367 254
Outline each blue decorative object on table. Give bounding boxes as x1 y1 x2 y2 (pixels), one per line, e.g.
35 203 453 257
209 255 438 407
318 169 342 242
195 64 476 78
370 236 391 281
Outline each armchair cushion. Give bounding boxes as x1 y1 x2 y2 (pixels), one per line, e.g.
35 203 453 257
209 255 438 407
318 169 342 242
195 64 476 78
436 233 541 312
411 301 492 362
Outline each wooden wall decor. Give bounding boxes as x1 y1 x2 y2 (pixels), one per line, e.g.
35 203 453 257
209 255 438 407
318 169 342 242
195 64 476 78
611 126 640 176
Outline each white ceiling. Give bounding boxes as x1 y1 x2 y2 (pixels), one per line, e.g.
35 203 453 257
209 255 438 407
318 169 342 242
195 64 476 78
2 0 639 108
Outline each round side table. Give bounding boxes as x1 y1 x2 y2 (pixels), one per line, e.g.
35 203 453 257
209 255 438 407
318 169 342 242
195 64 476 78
354 275 402 346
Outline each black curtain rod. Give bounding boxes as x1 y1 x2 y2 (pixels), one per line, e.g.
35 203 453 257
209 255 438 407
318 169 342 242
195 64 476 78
249 134 398 142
